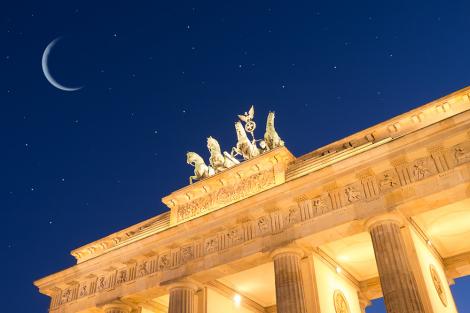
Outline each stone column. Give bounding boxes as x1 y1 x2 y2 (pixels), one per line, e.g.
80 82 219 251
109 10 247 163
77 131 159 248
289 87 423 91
102 301 132 313
271 246 307 313
168 282 198 313
367 215 425 313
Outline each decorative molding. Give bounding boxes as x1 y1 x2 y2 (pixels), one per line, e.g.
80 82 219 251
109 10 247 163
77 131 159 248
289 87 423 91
48 138 470 310
429 264 448 307
71 212 171 263
333 289 350 313
163 147 294 224
288 87 470 180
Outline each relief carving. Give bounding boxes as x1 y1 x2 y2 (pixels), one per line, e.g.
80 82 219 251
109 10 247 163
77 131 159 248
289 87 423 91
181 246 194 262
96 276 107 291
312 196 329 215
378 170 400 191
205 237 218 254
454 144 470 164
79 284 88 298
116 270 127 285
411 158 435 181
333 289 350 313
344 185 361 203
61 289 72 304
286 207 300 224
257 216 271 234
137 261 149 277
176 169 275 222
227 228 244 245
159 254 171 270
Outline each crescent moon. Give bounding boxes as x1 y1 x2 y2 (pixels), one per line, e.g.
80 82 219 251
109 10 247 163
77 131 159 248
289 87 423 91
42 37 83 92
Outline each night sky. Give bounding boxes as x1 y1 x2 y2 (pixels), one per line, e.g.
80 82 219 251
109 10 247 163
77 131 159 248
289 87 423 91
2 1 470 312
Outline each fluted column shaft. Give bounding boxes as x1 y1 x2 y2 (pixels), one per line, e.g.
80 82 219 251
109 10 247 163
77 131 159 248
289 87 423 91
368 217 425 313
168 283 197 313
272 247 307 313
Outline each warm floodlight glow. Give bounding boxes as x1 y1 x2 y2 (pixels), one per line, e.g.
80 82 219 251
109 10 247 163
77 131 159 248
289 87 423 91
233 294 241 307
336 266 342 274
427 240 432 246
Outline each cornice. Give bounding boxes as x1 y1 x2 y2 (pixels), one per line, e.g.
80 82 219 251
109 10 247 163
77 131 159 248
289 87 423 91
34 87 470 312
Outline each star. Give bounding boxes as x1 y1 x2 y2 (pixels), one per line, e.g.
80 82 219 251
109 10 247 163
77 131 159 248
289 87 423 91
281 84 286 89
154 130 158 134
113 33 118 38
49 220 53 225
60 178 65 182
30 186 35 191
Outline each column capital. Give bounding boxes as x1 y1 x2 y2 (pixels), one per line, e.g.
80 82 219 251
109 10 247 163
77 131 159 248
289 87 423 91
270 244 305 260
167 280 200 292
365 212 405 231
102 300 133 313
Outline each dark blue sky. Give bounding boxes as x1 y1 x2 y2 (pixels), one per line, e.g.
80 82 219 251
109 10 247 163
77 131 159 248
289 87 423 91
1 1 470 312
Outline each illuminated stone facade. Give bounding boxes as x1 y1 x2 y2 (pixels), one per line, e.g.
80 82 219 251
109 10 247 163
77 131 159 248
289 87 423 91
35 87 470 313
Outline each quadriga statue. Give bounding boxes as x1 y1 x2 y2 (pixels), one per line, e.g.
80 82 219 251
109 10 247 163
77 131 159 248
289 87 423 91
185 105 285 184
263 111 284 150
186 152 215 184
207 136 239 173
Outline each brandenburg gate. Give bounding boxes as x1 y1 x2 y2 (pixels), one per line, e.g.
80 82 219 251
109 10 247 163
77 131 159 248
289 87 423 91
35 87 470 313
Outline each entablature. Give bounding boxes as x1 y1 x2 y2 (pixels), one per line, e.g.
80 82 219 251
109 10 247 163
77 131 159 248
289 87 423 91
35 103 470 312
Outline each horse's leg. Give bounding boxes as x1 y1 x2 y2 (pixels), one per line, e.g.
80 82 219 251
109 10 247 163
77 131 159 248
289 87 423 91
231 147 240 157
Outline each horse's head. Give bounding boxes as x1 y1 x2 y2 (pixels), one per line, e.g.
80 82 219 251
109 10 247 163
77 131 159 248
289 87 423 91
186 151 202 166
235 121 247 140
267 111 275 128
207 136 221 154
